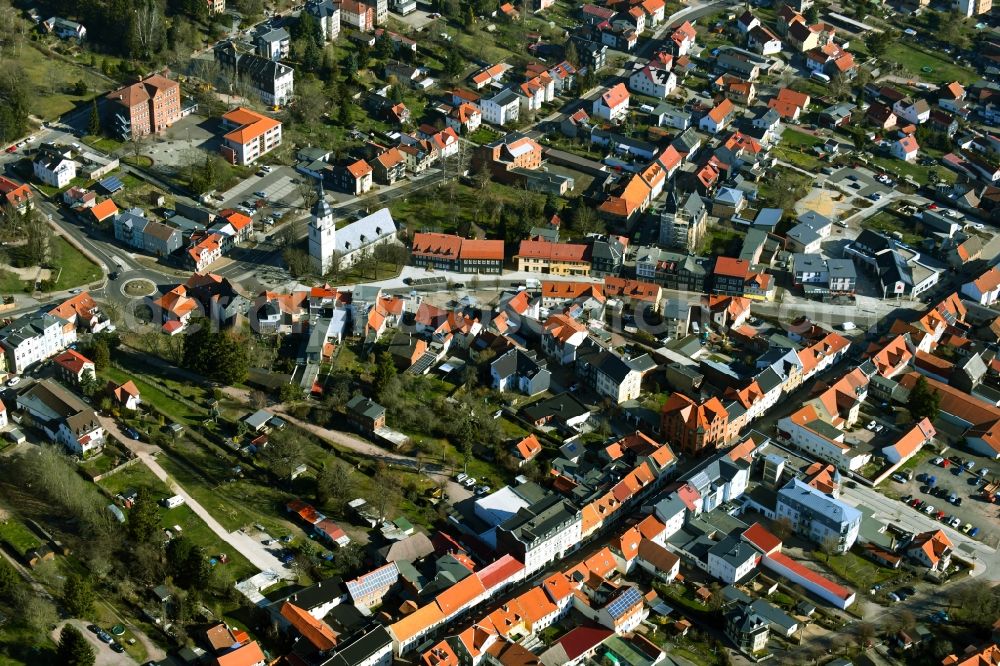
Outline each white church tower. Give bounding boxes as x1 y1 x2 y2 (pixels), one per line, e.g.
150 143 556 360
308 183 336 275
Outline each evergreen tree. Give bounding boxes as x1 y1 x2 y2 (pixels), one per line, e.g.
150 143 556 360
88 100 101 137
127 488 161 544
464 5 475 30
91 338 110 371
908 375 941 421
339 99 353 126
303 39 322 73
373 352 397 396
62 572 94 617
57 625 96 666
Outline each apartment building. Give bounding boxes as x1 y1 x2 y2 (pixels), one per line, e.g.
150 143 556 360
214 42 295 106
515 240 590 275
776 478 861 552
0 312 75 374
219 107 283 166
495 493 582 575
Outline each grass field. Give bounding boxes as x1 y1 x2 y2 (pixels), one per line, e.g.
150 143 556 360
883 42 979 84
51 237 102 290
819 549 904 590
0 518 41 557
97 464 257 581
18 44 110 119
863 210 923 246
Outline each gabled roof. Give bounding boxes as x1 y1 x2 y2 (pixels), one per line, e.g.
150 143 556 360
215 641 266 666
599 83 629 109
221 107 281 145
280 601 337 651
706 98 735 123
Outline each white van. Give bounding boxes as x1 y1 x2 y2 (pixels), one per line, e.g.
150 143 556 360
810 71 831 84
840 321 856 331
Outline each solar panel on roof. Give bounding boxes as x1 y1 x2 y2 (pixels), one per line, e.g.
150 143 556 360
346 563 398 599
606 587 642 619
98 176 124 193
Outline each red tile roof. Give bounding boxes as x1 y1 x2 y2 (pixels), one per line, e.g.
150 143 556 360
280 601 337 651
767 552 853 601
53 349 93 375
741 522 782 554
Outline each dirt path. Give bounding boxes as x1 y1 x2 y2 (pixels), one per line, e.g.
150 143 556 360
50 620 137 666
137 451 294 579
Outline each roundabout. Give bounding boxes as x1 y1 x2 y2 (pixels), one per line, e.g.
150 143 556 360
121 278 156 298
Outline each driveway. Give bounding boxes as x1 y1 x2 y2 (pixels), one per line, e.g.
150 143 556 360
51 620 137 666
137 451 294 580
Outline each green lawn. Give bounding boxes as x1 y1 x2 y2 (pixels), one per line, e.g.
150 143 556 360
867 153 955 186
882 42 979 85
816 549 904 590
781 129 825 149
51 237 102 290
863 210 922 246
17 43 111 119
0 270 27 293
0 518 42 557
700 225 744 255
98 463 257 580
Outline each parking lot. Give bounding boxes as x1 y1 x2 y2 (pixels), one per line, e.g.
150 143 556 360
141 114 217 168
886 450 998 545
827 167 893 199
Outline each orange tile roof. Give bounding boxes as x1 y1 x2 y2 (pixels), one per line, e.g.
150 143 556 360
224 210 253 231
741 522 782 554
514 434 542 461
603 276 660 302
54 349 93 375
346 159 372 178
636 515 666 541
413 232 462 260
707 98 735 124
672 20 696 43
391 603 445 643
543 313 587 342
600 83 629 109
215 641 266 666
583 547 617 579
615 526 643 561
515 586 557 625
942 81 965 100
908 529 953 565
435 575 485 616
90 198 118 221
714 256 752 278
222 107 281 144
542 281 605 302
662 393 728 431
280 601 337 651
973 267 1000 293
423 640 460 666
461 239 504 261
941 643 1000 666
542 572 575 604
886 418 935 460
516 240 588 262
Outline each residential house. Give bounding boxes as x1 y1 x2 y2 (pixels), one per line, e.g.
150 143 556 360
661 394 729 456
346 395 386 433
332 159 373 195
42 16 86 40
712 257 774 301
108 380 141 410
660 189 708 252
962 267 1000 305
214 42 294 106
307 0 341 41
16 380 104 455
481 89 521 126
0 311 75 374
893 98 931 125
768 88 810 121
340 0 375 30
748 25 782 55
541 314 589 365
32 143 76 188
668 21 697 56
592 83 630 121
776 478 861 552
892 135 920 162
708 534 760 583
700 99 736 135
512 434 543 466
515 240 589 275
53 349 95 387
256 27 291 60
576 344 644 404
628 61 676 99
446 103 482 134
0 176 34 215
411 233 504 274
907 529 954 572
491 348 551 395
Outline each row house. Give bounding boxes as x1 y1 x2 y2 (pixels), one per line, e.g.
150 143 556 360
712 257 775 300
515 240 589 275
410 232 505 274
